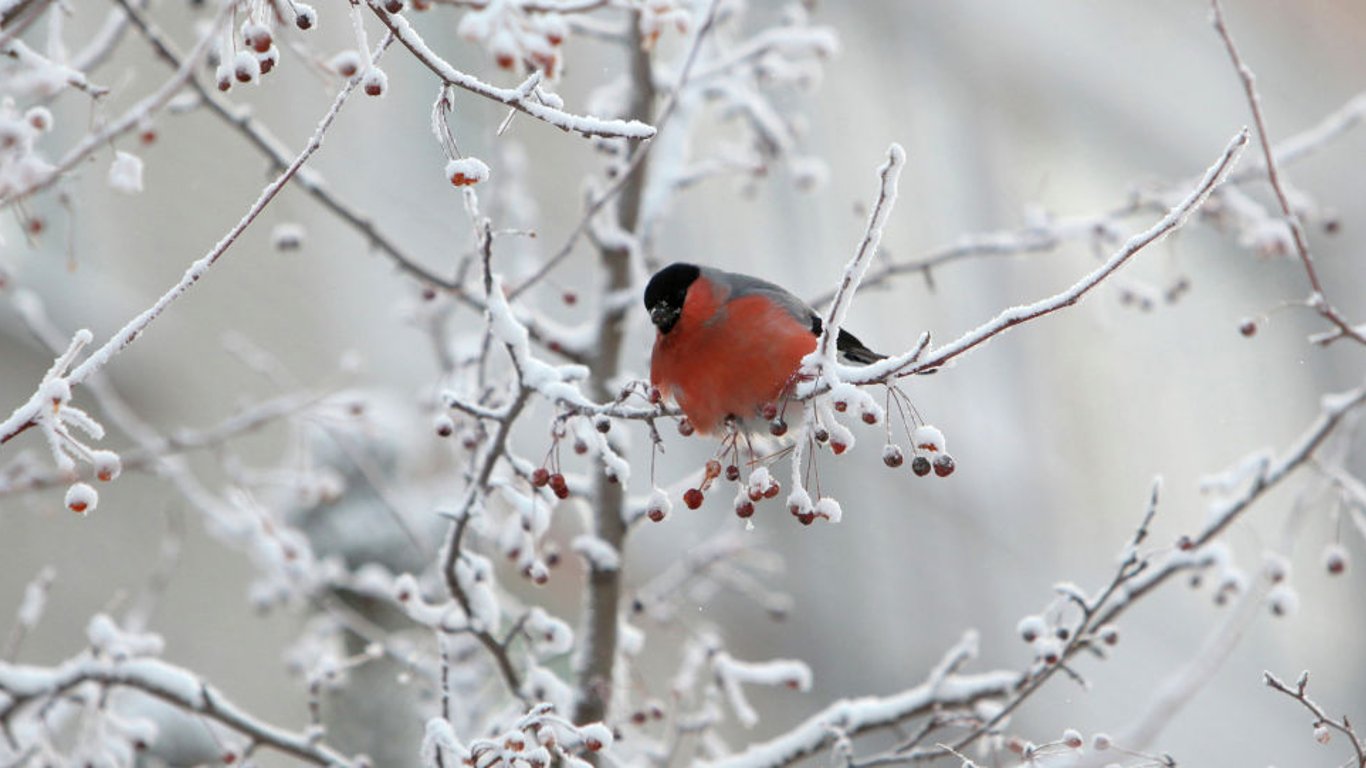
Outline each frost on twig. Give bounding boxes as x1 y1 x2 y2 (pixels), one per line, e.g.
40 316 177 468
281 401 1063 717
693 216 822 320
1263 670 1366 767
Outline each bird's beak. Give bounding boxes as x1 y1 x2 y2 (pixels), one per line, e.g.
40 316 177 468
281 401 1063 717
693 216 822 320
650 305 679 331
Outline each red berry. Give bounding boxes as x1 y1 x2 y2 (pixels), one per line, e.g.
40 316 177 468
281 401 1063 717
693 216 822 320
830 440 847 455
769 419 787 437
563 291 578 305
677 418 695 437
861 411 878 425
813 427 829 443
761 403 778 420
725 464 740 482
748 488 764 503
573 439 589 455
531 468 550 487
911 456 931 476
647 507 665 523
833 400 848 412
549 474 569 499
383 0 404 12
704 459 722 480
594 416 611 433
882 445 904 468
735 499 755 518
797 513 815 526
1239 318 1257 337
763 481 780 499
650 387 663 405
495 52 516 70
932 453 955 477
683 488 704 509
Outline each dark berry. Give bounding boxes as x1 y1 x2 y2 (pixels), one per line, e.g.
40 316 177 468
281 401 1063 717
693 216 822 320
911 456 931 476
932 453 955 477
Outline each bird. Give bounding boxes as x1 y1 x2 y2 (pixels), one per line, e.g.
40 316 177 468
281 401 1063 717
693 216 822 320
644 262 884 434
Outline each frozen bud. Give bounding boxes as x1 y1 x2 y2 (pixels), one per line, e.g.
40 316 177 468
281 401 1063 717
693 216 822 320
1323 543 1348 575
446 157 490 187
433 414 455 437
911 456 931 476
593 415 611 433
1238 318 1257 337
683 488 704 510
580 723 612 752
645 489 670 523
882 444 904 468
272 222 305 251
932 453 956 477
1263 552 1291 583
525 561 549 585
330 51 361 78
1092 733 1112 751
704 459 722 480
108 151 144 194
241 21 272 53
1062 729 1083 749
734 497 754 518
65 483 98 515
562 290 577 305
1033 636 1062 665
25 107 53 132
1017 615 1046 643
1097 624 1119 646
1314 724 1331 744
91 450 122 482
233 50 261 83
257 46 279 75
1267 583 1299 618
361 67 388 96
913 425 945 452
294 3 317 29
216 62 233 91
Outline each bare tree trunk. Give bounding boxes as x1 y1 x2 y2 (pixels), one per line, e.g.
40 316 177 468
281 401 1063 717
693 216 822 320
573 11 655 728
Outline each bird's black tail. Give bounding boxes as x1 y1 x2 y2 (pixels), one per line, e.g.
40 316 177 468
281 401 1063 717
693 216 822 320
836 328 885 365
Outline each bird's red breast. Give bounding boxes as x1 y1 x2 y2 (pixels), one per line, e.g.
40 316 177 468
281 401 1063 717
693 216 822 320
650 276 816 433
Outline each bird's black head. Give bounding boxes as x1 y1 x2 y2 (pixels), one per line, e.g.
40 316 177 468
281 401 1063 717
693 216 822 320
644 263 700 335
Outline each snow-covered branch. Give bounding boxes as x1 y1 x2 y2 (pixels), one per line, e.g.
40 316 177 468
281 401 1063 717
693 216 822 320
367 2 655 140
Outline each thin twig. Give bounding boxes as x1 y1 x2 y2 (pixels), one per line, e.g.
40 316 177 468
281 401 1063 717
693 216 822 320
1209 0 1366 346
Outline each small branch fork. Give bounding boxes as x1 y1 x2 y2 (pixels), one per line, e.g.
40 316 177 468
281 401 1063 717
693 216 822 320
1209 0 1366 347
1264 670 1366 767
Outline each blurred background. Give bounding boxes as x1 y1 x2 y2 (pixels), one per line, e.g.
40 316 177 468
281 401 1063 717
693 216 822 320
2 0 1365 765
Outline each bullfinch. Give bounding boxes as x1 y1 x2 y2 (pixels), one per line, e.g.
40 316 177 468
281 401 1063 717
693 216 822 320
644 262 884 434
